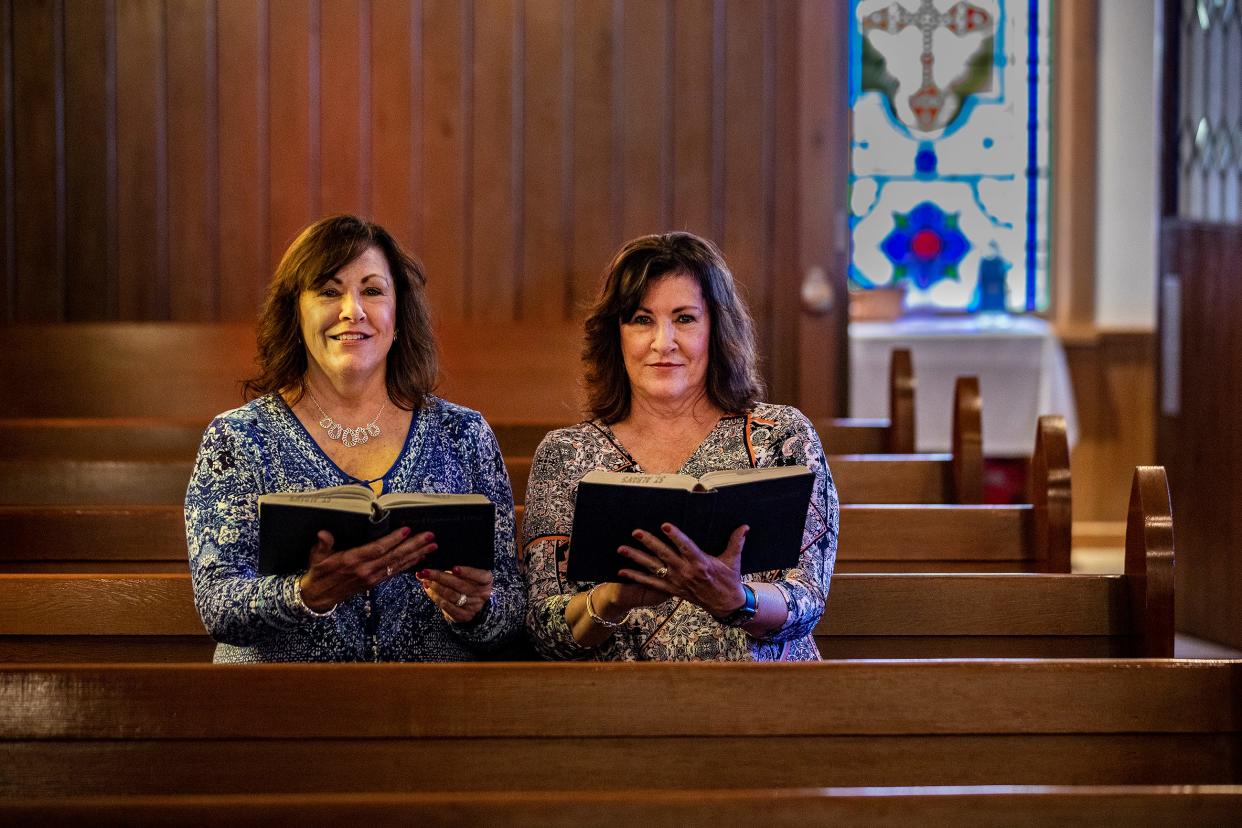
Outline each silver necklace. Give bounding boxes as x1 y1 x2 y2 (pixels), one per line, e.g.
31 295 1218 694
306 389 384 448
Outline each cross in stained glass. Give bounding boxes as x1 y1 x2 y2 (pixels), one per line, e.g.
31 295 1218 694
861 0 994 133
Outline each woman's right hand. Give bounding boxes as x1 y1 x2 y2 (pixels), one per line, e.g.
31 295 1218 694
297 527 437 613
590 580 670 619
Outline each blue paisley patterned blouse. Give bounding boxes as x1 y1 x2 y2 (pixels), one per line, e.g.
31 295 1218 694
185 393 524 663
523 403 838 661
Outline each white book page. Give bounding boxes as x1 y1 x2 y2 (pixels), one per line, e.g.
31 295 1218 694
698 465 811 489
579 469 699 491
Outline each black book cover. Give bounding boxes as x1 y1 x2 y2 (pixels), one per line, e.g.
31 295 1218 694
257 491 495 576
566 466 813 583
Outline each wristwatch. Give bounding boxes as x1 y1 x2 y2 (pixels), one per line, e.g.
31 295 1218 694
715 584 758 627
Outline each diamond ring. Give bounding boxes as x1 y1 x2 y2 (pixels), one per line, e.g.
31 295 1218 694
455 593 468 608
655 566 670 578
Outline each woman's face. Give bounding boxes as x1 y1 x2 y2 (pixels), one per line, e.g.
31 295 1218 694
620 272 711 410
298 245 397 386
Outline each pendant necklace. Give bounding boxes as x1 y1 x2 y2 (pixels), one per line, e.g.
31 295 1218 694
306 388 384 448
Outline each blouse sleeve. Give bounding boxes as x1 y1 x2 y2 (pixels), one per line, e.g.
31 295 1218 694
444 415 526 651
521 430 596 660
184 418 323 645
752 410 839 644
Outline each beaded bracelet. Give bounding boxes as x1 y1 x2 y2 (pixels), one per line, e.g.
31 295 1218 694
294 574 338 618
585 584 630 629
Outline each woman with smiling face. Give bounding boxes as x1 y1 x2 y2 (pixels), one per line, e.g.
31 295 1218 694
185 214 523 662
523 232 839 661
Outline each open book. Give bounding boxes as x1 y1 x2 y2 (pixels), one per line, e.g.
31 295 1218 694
566 465 814 583
257 486 495 576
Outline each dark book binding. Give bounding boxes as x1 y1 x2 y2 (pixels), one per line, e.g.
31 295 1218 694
566 466 813 583
257 497 495 576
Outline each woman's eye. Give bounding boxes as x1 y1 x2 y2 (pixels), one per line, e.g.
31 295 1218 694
319 288 339 297
677 314 697 324
364 287 384 296
628 314 652 325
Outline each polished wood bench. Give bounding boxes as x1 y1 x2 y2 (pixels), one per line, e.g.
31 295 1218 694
0 466 1173 661
4 786 1240 825
0 659 1237 798
815 347 915 453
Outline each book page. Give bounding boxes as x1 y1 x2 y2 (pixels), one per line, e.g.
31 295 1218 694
579 469 699 491
258 485 377 515
377 492 492 509
698 464 812 489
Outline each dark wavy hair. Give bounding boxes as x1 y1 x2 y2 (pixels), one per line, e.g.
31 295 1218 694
583 232 764 423
243 214 438 410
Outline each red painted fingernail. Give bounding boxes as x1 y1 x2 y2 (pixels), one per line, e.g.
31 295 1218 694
416 569 429 579
661 523 672 532
451 566 462 575
632 530 643 538
402 527 412 538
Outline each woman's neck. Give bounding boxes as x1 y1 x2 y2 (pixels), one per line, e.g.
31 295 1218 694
299 366 390 418
621 390 724 434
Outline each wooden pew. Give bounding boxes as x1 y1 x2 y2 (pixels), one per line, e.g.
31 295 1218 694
0 659 1237 798
4 786 1241 825
815 347 915 453
0 419 1076 574
0 466 1174 661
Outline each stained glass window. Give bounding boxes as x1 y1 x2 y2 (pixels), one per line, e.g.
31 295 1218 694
849 0 1052 312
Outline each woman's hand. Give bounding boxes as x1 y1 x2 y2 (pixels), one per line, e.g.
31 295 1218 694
417 565 494 624
297 527 437 613
617 522 749 617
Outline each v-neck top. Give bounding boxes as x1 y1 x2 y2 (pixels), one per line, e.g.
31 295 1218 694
185 393 524 662
522 402 838 661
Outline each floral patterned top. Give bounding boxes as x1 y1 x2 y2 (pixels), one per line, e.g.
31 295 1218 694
523 403 837 661
185 393 524 663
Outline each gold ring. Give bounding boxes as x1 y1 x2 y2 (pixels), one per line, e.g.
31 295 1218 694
655 566 670 578
386 565 393 577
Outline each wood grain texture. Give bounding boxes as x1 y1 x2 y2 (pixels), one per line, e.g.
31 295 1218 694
266 0 313 272
369 0 418 250
166 0 217 320
12 0 62 321
4 788 1242 826
1 661 1238 740
318 0 366 217
63 0 114 321
215 0 267 321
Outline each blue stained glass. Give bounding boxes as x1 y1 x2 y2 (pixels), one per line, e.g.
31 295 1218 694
849 0 1051 312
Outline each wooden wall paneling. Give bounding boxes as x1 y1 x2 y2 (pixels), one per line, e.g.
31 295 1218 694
266 0 315 275
369 0 418 251
618 0 669 240
519 0 567 321
116 0 167 320
721 0 771 382
796 0 848 418
319 0 365 217
216 0 267 321
568 0 615 307
63 0 113 321
768 0 800 405
12 0 61 320
670 0 715 239
0 0 10 320
470 0 518 321
420 0 467 320
166 0 217 321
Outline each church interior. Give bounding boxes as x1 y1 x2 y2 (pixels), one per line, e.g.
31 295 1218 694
0 0 1240 821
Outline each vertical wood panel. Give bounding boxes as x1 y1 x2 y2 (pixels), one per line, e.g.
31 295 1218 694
721 0 768 364
619 0 668 239
671 0 713 236
12 0 61 320
116 0 166 319
319 0 365 216
370 0 417 249
569 0 614 307
267 0 314 272
0 0 11 320
470 0 517 320
166 0 217 320
519 0 567 321
63 0 113 320
768 0 800 405
421 0 466 320
217 0 267 320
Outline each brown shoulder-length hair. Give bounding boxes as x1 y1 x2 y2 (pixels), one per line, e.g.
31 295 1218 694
243 214 438 410
583 231 764 423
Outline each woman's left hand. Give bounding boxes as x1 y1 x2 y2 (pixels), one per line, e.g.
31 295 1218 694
417 565 493 623
617 523 749 617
